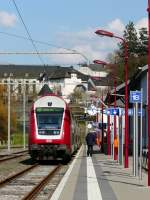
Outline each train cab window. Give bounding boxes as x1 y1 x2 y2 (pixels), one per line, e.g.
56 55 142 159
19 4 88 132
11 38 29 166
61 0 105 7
36 107 64 135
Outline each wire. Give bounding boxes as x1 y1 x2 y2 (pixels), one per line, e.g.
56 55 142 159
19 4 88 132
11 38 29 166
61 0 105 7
0 31 71 50
11 0 45 66
0 51 87 55
0 31 90 63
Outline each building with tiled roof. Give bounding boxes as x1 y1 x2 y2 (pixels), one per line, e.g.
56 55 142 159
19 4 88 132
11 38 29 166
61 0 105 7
0 64 91 101
78 63 108 77
0 64 111 101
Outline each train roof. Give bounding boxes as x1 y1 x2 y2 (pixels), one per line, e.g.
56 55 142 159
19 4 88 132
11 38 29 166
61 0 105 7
32 94 69 110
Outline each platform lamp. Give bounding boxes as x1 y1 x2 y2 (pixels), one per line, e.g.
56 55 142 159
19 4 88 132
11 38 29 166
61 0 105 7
93 59 117 158
95 30 129 168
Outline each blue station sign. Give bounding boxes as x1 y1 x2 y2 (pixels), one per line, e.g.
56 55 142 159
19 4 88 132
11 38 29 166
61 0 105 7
130 91 141 103
128 108 144 116
105 108 120 116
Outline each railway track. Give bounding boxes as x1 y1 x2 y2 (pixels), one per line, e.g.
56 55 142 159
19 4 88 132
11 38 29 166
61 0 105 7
0 163 62 200
0 150 28 163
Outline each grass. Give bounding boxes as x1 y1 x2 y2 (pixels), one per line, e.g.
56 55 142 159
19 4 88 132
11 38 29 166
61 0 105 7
12 133 28 145
0 133 28 148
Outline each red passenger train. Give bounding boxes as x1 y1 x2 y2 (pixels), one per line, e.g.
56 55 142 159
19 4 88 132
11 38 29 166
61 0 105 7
29 94 80 161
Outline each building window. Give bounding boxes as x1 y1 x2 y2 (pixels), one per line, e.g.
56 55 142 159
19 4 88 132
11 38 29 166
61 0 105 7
4 73 7 77
4 80 7 84
32 81 36 94
18 81 22 94
25 81 29 94
10 80 13 93
25 73 29 78
71 73 77 78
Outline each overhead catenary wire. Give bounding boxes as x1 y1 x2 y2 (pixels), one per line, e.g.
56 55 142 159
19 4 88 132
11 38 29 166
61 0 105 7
11 0 45 66
0 52 87 55
0 31 90 64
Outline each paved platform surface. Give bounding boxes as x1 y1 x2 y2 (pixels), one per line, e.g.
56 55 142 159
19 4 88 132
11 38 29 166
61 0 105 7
50 145 150 200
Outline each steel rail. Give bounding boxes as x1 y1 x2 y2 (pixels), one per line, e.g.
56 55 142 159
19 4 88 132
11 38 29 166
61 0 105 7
0 150 28 163
22 165 61 200
0 164 38 187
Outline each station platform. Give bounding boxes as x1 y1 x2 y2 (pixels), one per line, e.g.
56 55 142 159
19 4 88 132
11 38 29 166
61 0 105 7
50 145 150 200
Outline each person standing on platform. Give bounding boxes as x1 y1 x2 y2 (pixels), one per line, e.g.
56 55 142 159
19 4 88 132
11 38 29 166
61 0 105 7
85 130 96 157
114 136 118 159
95 127 102 151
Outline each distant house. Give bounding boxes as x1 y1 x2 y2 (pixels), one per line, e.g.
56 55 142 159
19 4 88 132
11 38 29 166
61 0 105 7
78 63 108 77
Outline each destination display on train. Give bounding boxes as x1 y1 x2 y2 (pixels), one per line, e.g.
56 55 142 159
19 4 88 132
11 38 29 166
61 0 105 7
36 107 64 112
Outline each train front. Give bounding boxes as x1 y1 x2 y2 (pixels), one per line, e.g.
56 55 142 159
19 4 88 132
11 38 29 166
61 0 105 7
29 95 71 161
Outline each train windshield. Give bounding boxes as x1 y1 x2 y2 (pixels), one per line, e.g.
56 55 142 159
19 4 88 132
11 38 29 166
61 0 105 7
36 107 64 135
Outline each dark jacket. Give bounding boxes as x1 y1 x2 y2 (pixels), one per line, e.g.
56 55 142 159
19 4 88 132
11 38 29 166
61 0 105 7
86 132 96 146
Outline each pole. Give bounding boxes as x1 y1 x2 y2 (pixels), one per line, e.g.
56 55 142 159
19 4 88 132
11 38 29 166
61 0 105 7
133 104 136 176
113 35 129 167
139 88 143 179
114 78 117 160
112 116 114 158
23 80 26 149
107 92 111 156
118 115 123 165
135 102 139 176
121 114 124 164
124 41 129 168
112 35 129 167
94 30 129 167
147 0 150 186
7 77 10 151
101 91 104 153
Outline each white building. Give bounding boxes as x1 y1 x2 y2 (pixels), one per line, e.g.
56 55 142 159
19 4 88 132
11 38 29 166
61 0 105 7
0 64 111 102
78 63 108 77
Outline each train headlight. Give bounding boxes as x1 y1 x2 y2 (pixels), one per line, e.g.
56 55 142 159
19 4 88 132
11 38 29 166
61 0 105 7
38 130 45 135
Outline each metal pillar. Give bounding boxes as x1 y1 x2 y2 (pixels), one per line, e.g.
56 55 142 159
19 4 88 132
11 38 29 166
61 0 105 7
7 77 11 151
101 92 104 153
107 92 111 156
23 80 26 149
147 0 150 185
135 102 139 176
118 115 123 165
114 78 117 160
133 104 136 176
139 88 143 179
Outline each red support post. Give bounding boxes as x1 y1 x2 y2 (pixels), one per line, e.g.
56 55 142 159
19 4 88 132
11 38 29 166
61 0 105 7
101 92 104 153
147 0 150 186
95 30 129 167
124 42 129 168
114 78 117 160
107 92 111 156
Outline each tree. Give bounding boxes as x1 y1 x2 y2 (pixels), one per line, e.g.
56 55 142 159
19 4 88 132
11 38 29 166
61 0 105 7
0 84 17 142
0 99 8 141
113 21 148 80
69 90 83 104
138 27 148 56
119 21 139 57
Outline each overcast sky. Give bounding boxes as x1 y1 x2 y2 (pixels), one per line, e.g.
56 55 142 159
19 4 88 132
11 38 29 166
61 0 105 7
0 0 148 66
